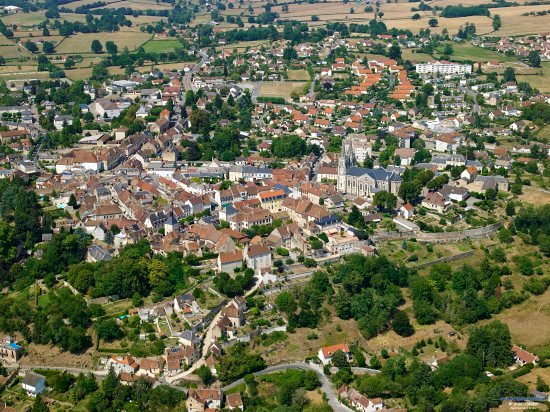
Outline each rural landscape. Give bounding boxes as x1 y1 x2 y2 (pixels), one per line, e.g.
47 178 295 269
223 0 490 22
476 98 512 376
0 0 548 410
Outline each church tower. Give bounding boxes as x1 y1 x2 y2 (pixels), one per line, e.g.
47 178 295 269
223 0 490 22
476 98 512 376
164 205 179 235
337 139 353 193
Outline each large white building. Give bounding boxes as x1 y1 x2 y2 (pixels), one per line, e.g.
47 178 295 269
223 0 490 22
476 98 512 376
416 60 472 76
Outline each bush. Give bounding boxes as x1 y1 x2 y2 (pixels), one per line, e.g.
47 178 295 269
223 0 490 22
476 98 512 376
276 247 289 256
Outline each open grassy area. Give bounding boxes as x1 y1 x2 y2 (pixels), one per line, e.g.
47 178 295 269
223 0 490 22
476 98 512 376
444 43 518 63
401 48 432 62
142 39 182 54
516 62 550 93
216 39 271 52
287 69 309 81
0 44 32 60
491 289 550 352
258 81 306 99
55 30 152 54
518 186 550 207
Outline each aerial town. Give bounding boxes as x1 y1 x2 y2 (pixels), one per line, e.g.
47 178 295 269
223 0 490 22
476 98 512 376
0 0 548 410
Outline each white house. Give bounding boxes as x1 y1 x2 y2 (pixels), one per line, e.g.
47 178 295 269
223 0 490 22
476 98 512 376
512 345 538 366
318 343 351 366
22 373 46 397
53 115 73 130
399 203 414 219
245 244 271 273
107 355 139 375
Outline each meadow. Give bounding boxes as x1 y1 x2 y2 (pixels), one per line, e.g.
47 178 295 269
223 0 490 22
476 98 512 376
55 30 152 54
142 39 182 54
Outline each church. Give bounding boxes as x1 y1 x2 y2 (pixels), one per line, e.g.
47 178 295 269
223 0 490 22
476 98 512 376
337 139 402 198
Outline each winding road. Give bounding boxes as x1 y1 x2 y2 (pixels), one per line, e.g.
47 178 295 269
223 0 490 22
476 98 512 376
221 362 354 412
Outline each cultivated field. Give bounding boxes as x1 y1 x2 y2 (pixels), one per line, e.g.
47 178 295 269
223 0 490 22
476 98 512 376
55 30 152 54
65 66 126 81
1 12 87 27
64 0 122 9
103 0 172 10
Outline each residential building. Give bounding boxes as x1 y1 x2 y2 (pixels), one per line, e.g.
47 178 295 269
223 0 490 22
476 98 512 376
318 343 351 365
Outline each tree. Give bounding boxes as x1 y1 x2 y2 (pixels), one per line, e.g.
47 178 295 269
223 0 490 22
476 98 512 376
105 41 118 55
95 319 123 342
25 41 38 53
428 18 438 27
68 193 78 208
196 364 213 385
388 44 401 60
528 51 541 68
392 310 414 337
43 41 55 54
189 109 210 135
536 376 550 392
348 205 363 227
443 43 454 56
503 67 516 83
398 181 421 203
492 14 501 31
91 40 103 54
412 13 421 20
373 191 397 211
466 321 513 368
275 291 297 315
331 349 350 368
32 394 49 412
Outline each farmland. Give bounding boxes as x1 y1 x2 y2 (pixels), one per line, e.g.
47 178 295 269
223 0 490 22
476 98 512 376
55 30 152 54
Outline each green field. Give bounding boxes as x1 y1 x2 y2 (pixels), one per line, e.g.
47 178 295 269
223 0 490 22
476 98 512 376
142 39 182 54
442 43 518 63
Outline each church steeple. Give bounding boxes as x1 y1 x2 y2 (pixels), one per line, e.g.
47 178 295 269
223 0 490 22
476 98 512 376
164 204 179 235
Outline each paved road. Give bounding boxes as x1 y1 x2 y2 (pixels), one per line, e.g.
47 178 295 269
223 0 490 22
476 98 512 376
221 362 353 412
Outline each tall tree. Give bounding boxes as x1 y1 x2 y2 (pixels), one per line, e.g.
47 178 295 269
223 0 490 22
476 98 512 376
91 40 103 54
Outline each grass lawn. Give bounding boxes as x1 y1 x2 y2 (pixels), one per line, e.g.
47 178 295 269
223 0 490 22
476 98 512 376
442 43 518 63
142 39 182 54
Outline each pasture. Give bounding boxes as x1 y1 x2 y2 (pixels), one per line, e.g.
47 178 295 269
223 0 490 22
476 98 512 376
55 30 152 54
